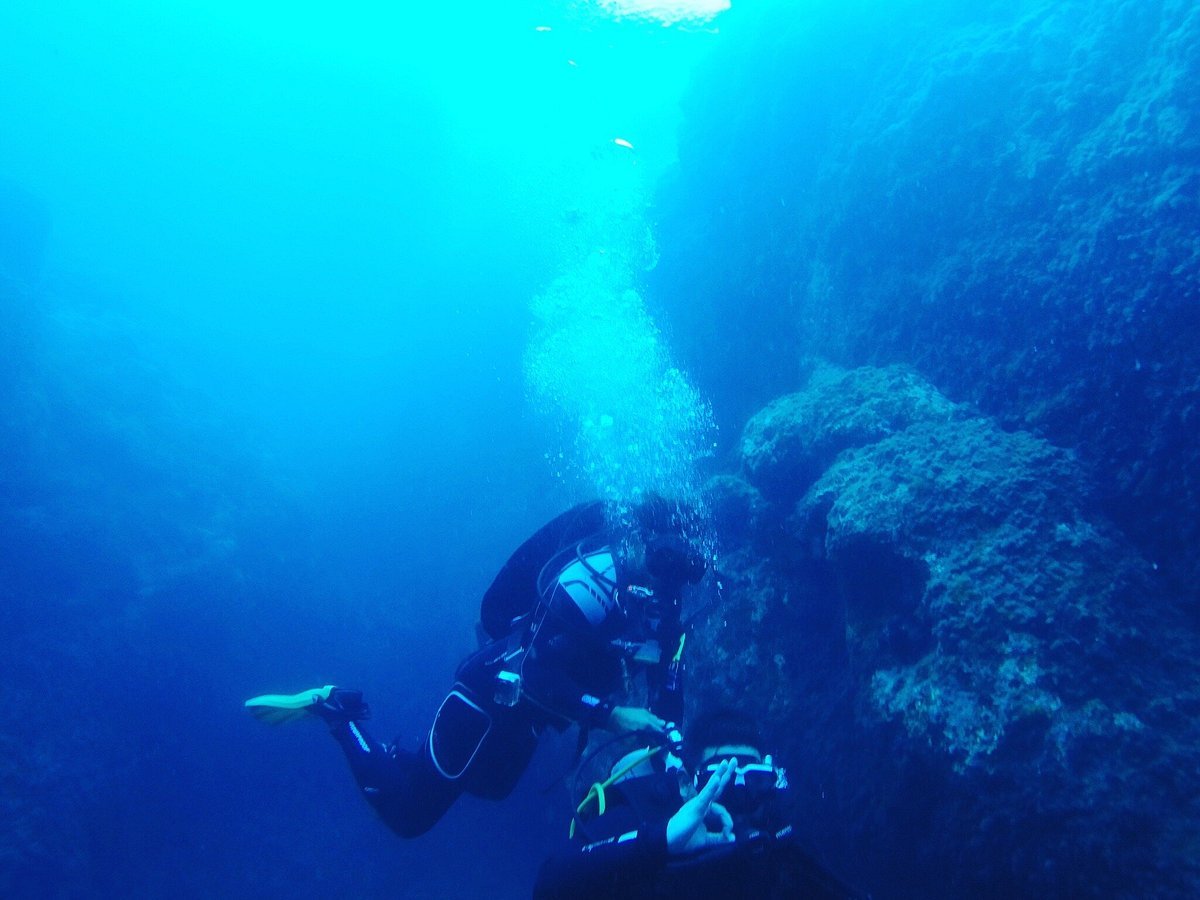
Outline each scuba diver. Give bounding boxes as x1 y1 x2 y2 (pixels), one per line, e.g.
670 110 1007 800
245 499 705 838
533 708 863 899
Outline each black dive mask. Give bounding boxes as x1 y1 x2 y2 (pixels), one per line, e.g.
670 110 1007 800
646 536 706 593
695 755 788 815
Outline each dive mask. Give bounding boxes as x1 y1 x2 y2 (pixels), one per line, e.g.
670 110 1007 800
696 754 788 812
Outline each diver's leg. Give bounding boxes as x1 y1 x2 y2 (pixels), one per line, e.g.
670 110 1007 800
326 719 462 838
244 685 462 838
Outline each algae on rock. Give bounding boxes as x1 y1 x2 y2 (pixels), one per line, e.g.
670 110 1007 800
692 364 1200 898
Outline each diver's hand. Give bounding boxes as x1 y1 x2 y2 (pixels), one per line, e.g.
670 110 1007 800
607 705 668 735
666 758 736 855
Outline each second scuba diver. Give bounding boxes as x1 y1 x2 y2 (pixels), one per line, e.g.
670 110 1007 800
245 499 705 838
533 707 863 899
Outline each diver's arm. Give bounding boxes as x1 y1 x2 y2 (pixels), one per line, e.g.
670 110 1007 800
533 764 735 898
522 681 666 736
532 822 670 900
520 641 666 734
606 705 668 734
518 668 614 730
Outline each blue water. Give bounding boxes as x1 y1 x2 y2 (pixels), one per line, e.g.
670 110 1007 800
1 2 723 896
3 0 1196 896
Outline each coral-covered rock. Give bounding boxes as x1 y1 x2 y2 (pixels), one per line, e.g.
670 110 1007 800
740 364 961 505
656 0 1200 609
801 416 1157 761
693 368 1200 898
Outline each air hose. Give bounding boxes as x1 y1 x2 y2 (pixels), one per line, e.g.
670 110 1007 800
570 745 663 838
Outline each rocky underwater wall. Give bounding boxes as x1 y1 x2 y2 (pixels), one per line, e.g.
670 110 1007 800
652 2 1200 893
692 365 1200 897
655 0 1200 613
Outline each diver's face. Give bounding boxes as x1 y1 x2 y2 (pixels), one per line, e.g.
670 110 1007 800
683 744 762 800
696 745 778 819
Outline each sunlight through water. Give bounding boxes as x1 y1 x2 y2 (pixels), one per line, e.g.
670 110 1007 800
594 0 731 26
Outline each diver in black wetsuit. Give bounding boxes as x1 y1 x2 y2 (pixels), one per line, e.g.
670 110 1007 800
246 500 705 838
533 708 862 899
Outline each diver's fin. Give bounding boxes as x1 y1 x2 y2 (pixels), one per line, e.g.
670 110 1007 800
244 685 336 724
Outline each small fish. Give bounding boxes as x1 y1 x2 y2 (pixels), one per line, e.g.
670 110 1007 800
614 138 634 150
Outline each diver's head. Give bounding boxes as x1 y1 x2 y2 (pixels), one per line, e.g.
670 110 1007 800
686 708 764 766
645 534 706 592
687 708 788 824
624 494 707 595
618 518 706 640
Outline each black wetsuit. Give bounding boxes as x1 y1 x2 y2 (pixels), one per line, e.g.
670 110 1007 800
533 771 861 899
327 501 688 838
